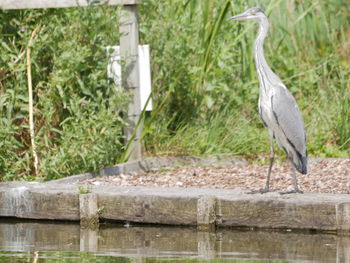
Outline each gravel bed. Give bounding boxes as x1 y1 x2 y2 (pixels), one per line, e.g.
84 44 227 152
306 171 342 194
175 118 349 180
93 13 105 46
82 158 350 194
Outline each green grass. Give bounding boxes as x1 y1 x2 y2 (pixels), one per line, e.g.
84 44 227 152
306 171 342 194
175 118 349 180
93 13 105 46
0 0 349 181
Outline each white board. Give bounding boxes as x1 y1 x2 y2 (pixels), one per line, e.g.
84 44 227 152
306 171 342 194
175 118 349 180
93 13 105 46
107 45 152 111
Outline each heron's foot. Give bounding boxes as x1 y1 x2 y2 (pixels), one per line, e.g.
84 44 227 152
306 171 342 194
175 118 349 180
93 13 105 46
247 188 270 194
279 189 304 195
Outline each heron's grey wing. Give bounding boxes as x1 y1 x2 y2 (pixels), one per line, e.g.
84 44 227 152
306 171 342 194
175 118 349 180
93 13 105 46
271 85 307 157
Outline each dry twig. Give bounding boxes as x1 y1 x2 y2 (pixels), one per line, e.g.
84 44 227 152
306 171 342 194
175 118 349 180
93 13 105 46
26 26 41 175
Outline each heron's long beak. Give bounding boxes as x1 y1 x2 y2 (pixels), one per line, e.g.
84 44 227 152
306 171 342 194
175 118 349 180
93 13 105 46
227 13 248 21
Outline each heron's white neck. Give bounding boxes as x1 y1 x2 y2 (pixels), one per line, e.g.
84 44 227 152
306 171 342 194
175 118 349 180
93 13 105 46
254 17 276 92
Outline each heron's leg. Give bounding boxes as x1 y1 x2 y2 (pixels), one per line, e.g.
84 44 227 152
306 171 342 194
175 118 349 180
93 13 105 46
248 136 274 194
264 138 275 192
280 158 303 195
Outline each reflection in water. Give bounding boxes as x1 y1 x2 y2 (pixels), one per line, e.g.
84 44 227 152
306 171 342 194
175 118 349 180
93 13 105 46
0 219 349 262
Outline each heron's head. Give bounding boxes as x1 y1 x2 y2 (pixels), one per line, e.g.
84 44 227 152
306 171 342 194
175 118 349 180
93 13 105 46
227 7 266 22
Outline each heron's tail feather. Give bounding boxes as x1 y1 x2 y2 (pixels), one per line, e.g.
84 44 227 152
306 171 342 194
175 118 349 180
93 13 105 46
294 154 307 174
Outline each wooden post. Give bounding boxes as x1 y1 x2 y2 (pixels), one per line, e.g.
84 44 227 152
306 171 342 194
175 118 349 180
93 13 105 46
119 5 142 161
79 193 99 227
197 196 217 231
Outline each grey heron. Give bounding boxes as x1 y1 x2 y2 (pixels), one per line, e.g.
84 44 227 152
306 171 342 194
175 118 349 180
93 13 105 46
228 7 307 194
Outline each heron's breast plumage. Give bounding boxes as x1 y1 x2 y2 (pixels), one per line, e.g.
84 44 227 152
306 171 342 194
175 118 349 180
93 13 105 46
258 88 275 129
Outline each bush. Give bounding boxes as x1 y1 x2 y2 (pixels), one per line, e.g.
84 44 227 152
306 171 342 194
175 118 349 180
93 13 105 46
0 6 128 180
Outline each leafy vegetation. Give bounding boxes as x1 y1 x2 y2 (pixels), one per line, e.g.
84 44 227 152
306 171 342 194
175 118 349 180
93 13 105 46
0 0 349 181
0 6 128 180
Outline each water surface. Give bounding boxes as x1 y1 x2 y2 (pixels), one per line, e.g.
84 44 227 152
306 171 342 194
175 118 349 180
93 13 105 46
0 220 349 262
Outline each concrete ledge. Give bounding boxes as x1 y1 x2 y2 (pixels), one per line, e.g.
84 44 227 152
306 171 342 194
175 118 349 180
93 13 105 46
0 182 350 233
0 182 79 220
